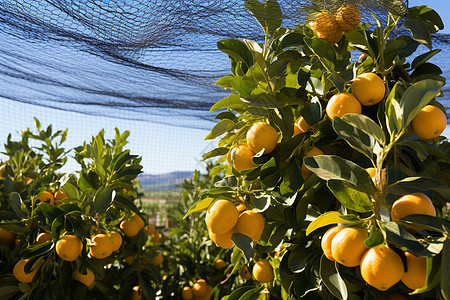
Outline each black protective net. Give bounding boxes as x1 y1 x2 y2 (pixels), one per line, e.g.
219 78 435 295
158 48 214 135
1 0 448 130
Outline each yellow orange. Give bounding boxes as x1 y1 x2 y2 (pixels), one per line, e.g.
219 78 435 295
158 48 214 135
131 286 142 300
360 244 404 291
192 279 208 296
182 286 194 300
56 235 83 262
54 190 68 205
241 265 252 280
234 210 265 242
391 193 436 229
205 200 239 235
72 268 95 286
401 252 427 290
236 203 247 212
336 4 361 32
293 116 311 136
13 258 41 283
131 214 145 230
120 219 140 237
144 224 156 236
153 253 164 266
110 231 122 251
89 234 114 259
227 144 256 172
36 191 55 205
331 227 368 267
321 226 344 261
252 259 274 283
411 105 447 140
301 146 324 179
36 232 52 245
214 259 227 270
246 122 278 154
209 230 234 249
0 228 15 245
309 11 343 44
352 73 385 106
326 92 362 120
151 231 162 243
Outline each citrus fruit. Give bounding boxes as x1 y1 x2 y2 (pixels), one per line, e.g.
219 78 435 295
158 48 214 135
151 231 162 243
131 286 142 300
293 116 311 137
331 227 368 267
227 144 256 172
123 256 134 265
214 259 227 270
352 73 385 106
401 252 427 290
326 92 362 120
13 258 41 283
411 105 447 140
89 234 114 259
252 259 274 283
391 193 436 229
72 268 95 286
153 253 164 265
365 167 376 179
56 235 83 261
144 224 156 236
36 232 52 245
246 122 278 154
321 225 344 261
192 279 208 296
234 210 265 242
336 4 360 32
241 265 252 280
209 229 234 249
131 213 145 230
301 146 324 179
236 203 247 212
120 219 140 237
205 199 239 235
309 11 343 44
360 244 404 291
0 228 15 245
36 191 55 205
182 286 194 300
54 190 68 205
110 231 122 251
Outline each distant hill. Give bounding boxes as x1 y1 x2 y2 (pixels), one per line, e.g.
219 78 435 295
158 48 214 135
137 171 193 192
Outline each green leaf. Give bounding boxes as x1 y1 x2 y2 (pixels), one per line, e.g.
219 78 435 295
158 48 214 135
231 76 258 98
328 73 347 93
306 211 359 236
245 0 282 36
204 119 235 140
304 37 336 71
93 186 115 214
9 192 27 218
304 155 377 195
400 215 449 233
210 94 246 112
333 117 376 160
403 18 432 49
215 74 234 89
412 49 441 70
319 256 348 300
23 241 54 260
37 202 64 223
300 97 322 127
408 5 444 33
217 39 253 68
441 238 450 299
61 182 79 200
240 286 265 299
327 180 373 213
387 177 446 195
184 197 215 218
381 221 434 256
231 233 253 261
384 83 402 136
226 286 256 300
202 147 229 161
364 226 384 248
341 113 386 146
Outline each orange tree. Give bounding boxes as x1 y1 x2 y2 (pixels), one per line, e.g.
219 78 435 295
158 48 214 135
189 1 449 299
0 120 162 299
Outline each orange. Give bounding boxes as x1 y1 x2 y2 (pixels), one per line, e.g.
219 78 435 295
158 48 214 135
182 286 194 299
236 203 247 212
360 244 404 291
241 265 252 280
252 259 274 283
120 219 140 237
331 227 368 267
352 73 385 106
151 231 161 243
123 256 134 265
309 11 343 44
0 228 15 245
36 191 55 205
293 116 311 137
153 253 164 266
130 286 142 300
131 214 145 230
205 200 239 235
36 232 52 245
89 234 114 259
214 259 227 270
321 226 344 261
13 258 41 283
144 224 156 236
391 193 436 229
385 292 407 300
209 230 234 249
110 231 122 251
72 268 95 286
227 144 256 172
365 167 376 179
246 122 278 154
401 252 427 290
54 190 68 205
162 275 168 281
336 4 361 32
301 146 324 179
56 235 83 261
411 105 447 140
192 279 208 296
326 92 362 120
234 210 265 242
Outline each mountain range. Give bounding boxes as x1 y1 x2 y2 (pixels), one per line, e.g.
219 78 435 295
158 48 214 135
137 171 193 192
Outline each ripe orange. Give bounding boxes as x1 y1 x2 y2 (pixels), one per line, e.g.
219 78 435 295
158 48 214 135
205 200 239 235
401 252 427 290
236 203 247 212
13 258 41 283
72 268 95 286
130 286 142 300
331 227 368 267
36 232 52 245
352 73 386 106
293 116 311 137
151 231 162 243
227 144 256 172
411 105 447 140
241 265 252 280
182 286 194 300
36 191 55 205
54 190 68 205
301 146 324 179
56 235 83 262
0 228 15 245
120 219 141 237
234 210 265 242
131 214 145 230
309 11 343 44
89 234 114 259
252 259 274 283
209 230 234 249
365 167 376 179
360 244 404 291
391 193 436 229
246 122 278 154
110 231 122 251
192 279 208 296
214 259 227 270
321 226 344 261
336 4 361 32
326 92 362 120
144 224 156 236
153 253 164 266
